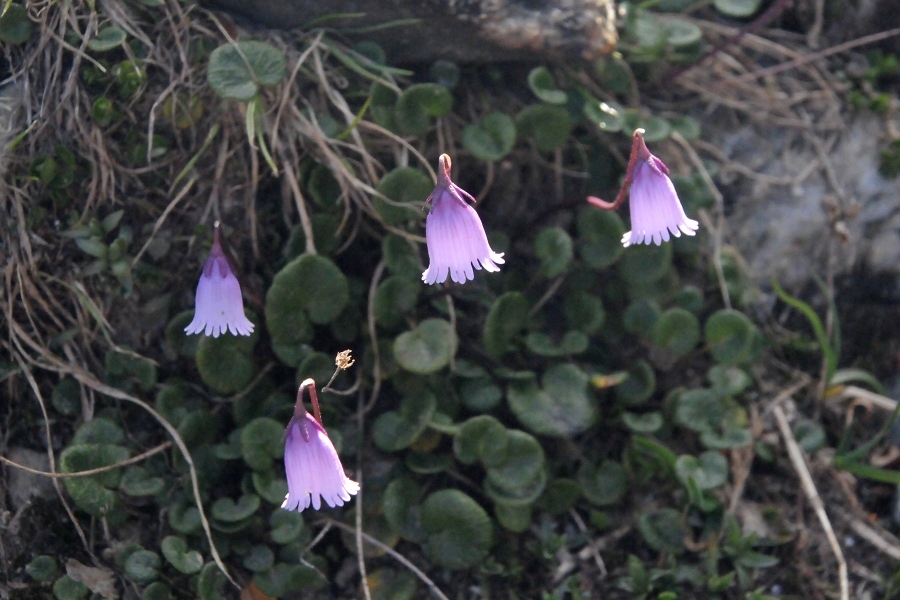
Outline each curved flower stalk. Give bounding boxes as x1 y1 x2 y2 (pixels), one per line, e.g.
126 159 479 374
281 378 359 512
587 129 699 247
184 223 255 338
422 154 505 285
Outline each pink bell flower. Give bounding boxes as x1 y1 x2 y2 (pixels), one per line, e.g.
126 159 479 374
184 224 255 338
281 379 359 512
422 154 505 285
587 129 699 247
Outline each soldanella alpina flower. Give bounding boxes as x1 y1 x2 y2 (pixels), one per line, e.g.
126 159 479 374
281 379 359 512
587 129 699 247
422 154 505 285
184 223 254 338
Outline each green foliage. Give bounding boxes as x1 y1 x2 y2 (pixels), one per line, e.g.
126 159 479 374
26 556 57 582
462 113 516 161
161 536 203 574
507 365 596 437
207 41 286 100
527 67 567 104
0 4 32 45
421 489 493 569
373 167 432 225
483 291 529 356
516 104 572 152
60 443 130 516
265 254 349 364
393 319 457 374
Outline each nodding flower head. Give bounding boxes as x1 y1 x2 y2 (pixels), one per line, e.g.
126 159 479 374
184 224 255 338
421 154 505 285
281 379 359 512
587 129 699 247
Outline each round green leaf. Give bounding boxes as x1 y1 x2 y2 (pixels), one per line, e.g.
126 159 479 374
714 0 762 18
53 576 89 600
253 470 289 505
269 509 305 545
211 494 261 522
459 376 502 412
462 112 516 161
578 460 626 506
524 331 589 357
382 477 426 542
421 489 493 570
516 104 572 153
633 10 666 50
393 319 457 374
640 116 673 143
120 466 165 496
405 451 453 474
26 556 57 583
372 392 436 451
638 509 685 554
623 298 661 337
124 550 161 584
373 167 432 226
0 4 32 45
615 360 656 406
198 562 229 600
196 332 256 394
583 99 624 132
617 241 672 284
242 546 274 573
161 536 203 574
395 83 453 136
168 502 202 534
622 411 663 433
165 310 200 359
88 26 126 51
494 502 532 533
675 452 728 490
565 292 605 335
508 365 595 437
430 59 460 88
142 582 172 600
702 427 753 449
672 115 701 142
653 307 700 357
60 443 130 516
207 41 286 101
51 377 81 416
527 67 567 104
453 415 509 467
537 478 582 516
704 309 755 366
383 233 421 279
374 276 420 328
73 417 124 445
661 17 702 49
577 206 625 269
241 417 284 470
484 430 545 494
534 226 573 277
483 291 529 357
675 285 704 314
707 365 751 397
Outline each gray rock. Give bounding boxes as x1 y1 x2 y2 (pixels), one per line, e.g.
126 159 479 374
203 0 617 63
709 115 900 289
6 448 56 511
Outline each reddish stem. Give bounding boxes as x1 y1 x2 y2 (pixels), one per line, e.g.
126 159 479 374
586 129 648 211
298 378 323 427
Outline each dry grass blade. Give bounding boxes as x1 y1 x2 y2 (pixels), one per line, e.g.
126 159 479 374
773 403 848 600
0 441 173 478
324 519 451 600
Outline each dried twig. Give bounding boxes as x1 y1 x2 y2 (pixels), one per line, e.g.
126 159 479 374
324 519 451 600
773 404 848 600
1 441 172 478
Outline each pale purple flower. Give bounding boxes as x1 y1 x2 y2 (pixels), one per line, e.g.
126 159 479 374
422 154 505 285
586 129 699 247
282 379 359 512
184 225 254 338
